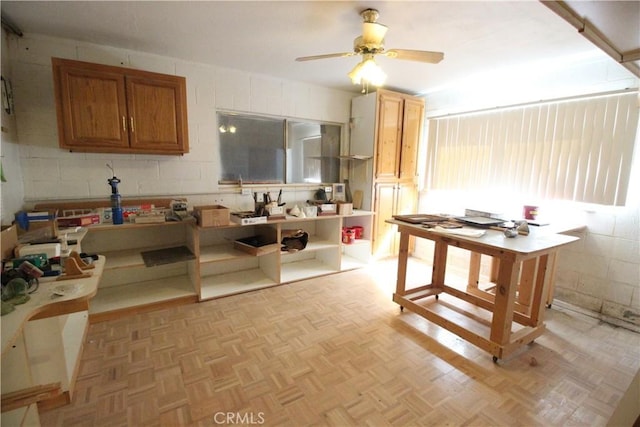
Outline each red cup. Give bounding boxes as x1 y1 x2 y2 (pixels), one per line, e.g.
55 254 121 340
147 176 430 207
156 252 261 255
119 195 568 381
523 205 539 220
342 228 354 244
351 226 364 239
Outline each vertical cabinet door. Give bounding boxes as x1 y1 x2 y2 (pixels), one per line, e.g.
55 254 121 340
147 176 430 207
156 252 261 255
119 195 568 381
126 75 189 153
375 92 404 180
373 183 418 257
55 64 129 149
373 183 397 257
399 98 424 181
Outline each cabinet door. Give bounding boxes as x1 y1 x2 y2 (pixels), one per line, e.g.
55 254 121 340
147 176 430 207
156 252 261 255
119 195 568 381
54 62 129 149
372 183 397 257
373 183 418 257
399 98 424 181
375 92 404 180
396 183 418 217
126 75 189 153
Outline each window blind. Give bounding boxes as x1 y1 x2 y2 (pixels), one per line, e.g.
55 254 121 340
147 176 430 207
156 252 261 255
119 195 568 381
425 92 639 206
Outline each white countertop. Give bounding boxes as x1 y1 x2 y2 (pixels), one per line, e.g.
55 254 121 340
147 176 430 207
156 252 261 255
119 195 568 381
1 256 105 355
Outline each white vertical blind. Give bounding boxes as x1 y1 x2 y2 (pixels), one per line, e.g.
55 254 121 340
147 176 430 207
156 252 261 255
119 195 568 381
425 92 639 206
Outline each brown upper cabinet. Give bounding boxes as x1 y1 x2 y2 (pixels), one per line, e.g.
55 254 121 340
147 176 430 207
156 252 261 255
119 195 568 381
374 90 424 181
52 58 189 155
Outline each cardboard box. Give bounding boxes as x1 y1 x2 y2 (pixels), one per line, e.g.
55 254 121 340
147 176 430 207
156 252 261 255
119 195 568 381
57 213 101 227
266 206 285 216
337 202 353 215
318 203 337 216
194 205 230 227
231 214 267 225
15 210 58 238
1 225 18 260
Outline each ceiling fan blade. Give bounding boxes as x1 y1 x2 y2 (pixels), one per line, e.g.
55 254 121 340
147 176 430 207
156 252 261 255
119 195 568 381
295 52 355 62
385 49 444 64
362 22 388 46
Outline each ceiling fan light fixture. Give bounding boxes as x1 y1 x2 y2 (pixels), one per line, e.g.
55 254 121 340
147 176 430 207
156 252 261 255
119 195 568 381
348 54 386 87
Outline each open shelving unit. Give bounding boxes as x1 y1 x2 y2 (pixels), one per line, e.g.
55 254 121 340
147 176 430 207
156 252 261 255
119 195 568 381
196 211 373 300
78 211 373 320
197 223 280 300
82 221 198 321
280 217 341 283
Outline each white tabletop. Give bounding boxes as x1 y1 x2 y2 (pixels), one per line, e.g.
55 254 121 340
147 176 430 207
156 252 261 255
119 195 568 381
388 220 580 256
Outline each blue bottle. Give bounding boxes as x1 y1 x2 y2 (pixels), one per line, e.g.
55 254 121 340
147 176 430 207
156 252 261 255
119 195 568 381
108 175 123 225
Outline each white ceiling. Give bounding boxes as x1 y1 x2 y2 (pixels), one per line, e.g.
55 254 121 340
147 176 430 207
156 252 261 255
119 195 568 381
1 1 638 95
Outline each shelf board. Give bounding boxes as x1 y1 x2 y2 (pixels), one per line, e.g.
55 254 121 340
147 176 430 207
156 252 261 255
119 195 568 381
280 259 338 283
199 243 253 264
341 254 370 271
102 246 195 270
342 238 370 247
200 268 277 300
281 239 336 255
89 275 195 315
87 220 189 232
339 155 372 160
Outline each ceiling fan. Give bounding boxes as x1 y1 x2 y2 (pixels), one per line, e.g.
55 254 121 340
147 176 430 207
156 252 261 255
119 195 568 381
295 8 444 87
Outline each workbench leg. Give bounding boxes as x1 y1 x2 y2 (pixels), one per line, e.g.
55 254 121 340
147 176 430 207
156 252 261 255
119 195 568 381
530 254 551 326
518 258 537 309
545 252 558 307
490 257 500 282
490 259 519 347
431 241 448 290
467 252 481 290
395 231 411 297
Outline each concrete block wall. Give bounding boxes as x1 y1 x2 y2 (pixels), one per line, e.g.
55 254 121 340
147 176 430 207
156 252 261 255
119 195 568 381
554 204 640 328
6 34 354 212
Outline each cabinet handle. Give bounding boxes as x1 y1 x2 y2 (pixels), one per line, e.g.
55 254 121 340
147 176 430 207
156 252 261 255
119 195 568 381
122 116 127 132
129 117 135 133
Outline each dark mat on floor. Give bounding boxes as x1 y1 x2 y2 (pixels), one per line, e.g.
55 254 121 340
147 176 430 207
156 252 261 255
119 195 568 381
141 246 195 267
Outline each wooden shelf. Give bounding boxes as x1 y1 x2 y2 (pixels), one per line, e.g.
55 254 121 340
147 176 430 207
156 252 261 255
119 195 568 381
281 238 336 255
341 254 370 271
89 275 196 317
199 243 254 264
200 269 277 300
84 220 190 232
280 259 339 283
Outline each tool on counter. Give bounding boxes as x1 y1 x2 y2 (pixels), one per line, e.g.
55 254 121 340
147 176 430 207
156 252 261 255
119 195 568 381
107 163 123 225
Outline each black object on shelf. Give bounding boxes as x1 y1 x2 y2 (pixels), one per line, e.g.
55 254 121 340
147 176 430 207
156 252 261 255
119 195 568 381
141 246 195 267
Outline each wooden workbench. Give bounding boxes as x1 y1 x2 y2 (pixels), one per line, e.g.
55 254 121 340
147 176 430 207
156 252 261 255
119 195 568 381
387 219 579 361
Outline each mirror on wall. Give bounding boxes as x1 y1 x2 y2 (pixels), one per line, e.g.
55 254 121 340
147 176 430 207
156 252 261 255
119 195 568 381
286 121 340 184
217 112 341 184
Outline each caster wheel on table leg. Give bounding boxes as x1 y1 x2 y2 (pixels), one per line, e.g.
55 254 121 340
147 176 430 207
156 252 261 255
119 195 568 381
435 295 439 300
492 356 499 363
400 306 404 312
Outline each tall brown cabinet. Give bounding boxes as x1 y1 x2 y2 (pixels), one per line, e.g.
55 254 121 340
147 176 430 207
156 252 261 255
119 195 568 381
348 89 425 258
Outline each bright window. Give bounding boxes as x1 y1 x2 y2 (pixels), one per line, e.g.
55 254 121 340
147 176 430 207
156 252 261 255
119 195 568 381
217 112 341 184
425 91 639 206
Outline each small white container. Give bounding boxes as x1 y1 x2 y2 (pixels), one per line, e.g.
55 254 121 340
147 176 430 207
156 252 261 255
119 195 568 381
303 206 318 217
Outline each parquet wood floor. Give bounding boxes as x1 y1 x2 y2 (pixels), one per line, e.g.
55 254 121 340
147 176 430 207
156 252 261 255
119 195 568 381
39 258 640 426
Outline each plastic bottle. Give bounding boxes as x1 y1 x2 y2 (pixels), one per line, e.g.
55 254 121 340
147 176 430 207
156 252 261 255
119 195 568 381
60 233 70 272
108 175 123 225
